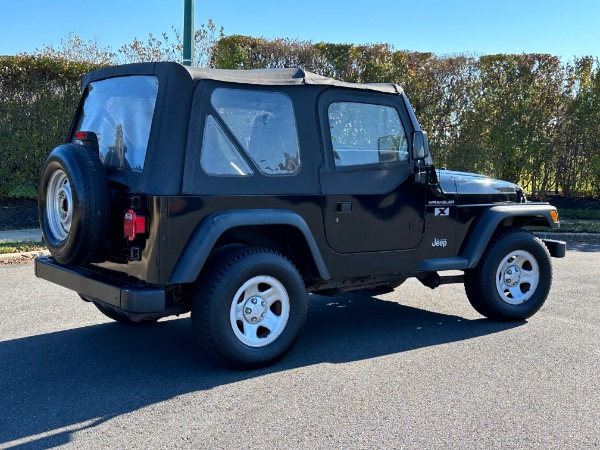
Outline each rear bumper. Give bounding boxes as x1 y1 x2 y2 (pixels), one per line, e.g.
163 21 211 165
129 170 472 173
34 256 165 313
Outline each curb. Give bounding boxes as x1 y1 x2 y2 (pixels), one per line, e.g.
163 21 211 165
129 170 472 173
534 232 600 244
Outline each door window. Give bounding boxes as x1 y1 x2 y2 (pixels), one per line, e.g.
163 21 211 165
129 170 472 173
328 102 408 168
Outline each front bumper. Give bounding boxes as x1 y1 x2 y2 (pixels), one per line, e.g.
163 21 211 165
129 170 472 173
34 256 165 313
542 238 567 258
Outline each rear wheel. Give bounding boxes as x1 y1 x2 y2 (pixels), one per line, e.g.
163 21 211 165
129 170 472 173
464 229 552 321
191 247 307 369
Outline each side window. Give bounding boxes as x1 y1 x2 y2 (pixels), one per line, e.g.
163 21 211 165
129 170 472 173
211 88 301 175
200 115 253 176
328 102 408 168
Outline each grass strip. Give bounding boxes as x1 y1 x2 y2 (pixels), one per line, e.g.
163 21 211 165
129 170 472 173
0 241 46 254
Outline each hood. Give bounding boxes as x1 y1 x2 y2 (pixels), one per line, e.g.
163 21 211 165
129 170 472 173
438 170 525 204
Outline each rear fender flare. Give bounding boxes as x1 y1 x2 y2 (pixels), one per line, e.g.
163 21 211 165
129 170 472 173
169 209 330 283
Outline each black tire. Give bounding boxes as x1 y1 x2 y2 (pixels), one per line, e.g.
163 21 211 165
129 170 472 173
191 247 307 370
464 228 552 321
39 144 109 266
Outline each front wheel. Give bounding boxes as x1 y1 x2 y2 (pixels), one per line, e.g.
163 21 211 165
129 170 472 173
191 247 307 369
464 229 552 321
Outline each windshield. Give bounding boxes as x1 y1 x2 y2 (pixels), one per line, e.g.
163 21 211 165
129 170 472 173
72 76 159 171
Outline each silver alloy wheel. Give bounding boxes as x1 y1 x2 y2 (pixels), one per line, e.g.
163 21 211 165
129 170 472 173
495 249 540 305
229 275 290 347
46 169 73 242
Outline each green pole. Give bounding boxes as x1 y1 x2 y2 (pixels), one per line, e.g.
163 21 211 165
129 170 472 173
183 0 194 66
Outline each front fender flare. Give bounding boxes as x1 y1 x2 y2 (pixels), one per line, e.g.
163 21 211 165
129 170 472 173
169 209 330 283
461 204 559 269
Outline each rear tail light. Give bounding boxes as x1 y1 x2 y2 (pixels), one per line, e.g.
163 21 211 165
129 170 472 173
74 130 99 151
124 209 146 241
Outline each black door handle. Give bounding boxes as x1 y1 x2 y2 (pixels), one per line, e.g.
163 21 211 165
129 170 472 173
336 202 352 213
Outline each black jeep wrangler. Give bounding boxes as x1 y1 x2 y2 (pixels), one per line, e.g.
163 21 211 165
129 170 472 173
35 62 566 369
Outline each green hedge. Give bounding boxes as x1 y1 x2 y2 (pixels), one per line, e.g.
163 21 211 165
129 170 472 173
2 43 599 200
213 36 600 198
0 56 101 198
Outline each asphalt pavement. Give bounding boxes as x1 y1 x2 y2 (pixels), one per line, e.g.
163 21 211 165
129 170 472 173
0 243 599 448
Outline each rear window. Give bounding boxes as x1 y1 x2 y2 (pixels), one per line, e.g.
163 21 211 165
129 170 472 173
72 76 159 171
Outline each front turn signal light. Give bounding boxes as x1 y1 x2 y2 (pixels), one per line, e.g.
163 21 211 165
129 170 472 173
550 210 559 223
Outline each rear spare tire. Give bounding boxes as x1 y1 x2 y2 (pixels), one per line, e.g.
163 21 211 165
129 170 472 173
39 144 109 265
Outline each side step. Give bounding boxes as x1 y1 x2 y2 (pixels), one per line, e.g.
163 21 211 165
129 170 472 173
417 272 464 289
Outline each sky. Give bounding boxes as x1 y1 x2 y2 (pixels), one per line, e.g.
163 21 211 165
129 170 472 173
1 0 599 59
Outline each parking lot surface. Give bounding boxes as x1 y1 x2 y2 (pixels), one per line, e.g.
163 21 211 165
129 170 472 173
1 243 598 449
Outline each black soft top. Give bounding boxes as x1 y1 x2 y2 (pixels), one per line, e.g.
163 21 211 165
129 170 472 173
82 62 403 94
76 61 410 196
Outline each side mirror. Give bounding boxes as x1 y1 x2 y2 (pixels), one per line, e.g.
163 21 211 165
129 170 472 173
412 131 430 160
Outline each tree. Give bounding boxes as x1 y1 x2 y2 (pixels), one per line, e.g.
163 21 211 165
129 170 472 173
452 53 564 194
30 32 115 65
26 21 224 68
118 20 224 67
557 57 600 197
